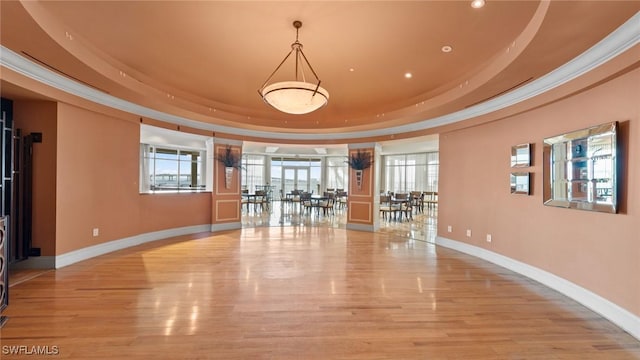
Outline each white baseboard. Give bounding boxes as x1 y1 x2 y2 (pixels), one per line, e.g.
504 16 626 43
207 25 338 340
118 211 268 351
55 224 211 269
435 236 640 341
211 222 242 232
346 223 375 232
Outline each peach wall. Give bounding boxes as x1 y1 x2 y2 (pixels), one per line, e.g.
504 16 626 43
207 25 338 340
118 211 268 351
438 67 639 316
55 103 211 255
13 101 58 256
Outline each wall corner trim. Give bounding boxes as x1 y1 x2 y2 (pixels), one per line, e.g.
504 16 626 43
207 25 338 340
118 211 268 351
435 236 640 341
55 224 211 269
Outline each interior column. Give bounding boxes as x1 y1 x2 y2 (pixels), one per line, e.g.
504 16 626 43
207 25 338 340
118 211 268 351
346 143 381 232
210 139 243 232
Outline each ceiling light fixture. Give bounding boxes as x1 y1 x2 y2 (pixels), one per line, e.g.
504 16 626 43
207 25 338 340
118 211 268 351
471 0 485 9
258 20 329 115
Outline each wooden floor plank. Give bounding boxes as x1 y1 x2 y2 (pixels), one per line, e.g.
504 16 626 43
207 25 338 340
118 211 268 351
2 225 639 359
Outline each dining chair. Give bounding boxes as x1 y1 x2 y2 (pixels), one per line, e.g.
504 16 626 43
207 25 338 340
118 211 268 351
336 191 348 210
320 197 335 216
379 195 394 221
423 191 438 211
253 190 268 212
410 191 423 213
300 192 312 214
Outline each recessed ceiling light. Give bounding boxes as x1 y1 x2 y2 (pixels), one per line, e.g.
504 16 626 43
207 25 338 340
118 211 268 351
404 72 413 79
471 0 485 9
441 45 453 53
349 68 355 72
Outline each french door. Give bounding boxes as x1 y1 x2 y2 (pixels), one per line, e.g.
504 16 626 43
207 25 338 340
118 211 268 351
283 167 309 194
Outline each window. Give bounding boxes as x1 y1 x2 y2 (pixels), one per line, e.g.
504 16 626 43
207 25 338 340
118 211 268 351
382 152 438 193
326 156 348 190
425 152 439 192
140 124 211 194
241 154 266 192
140 144 206 192
270 157 322 194
271 158 282 193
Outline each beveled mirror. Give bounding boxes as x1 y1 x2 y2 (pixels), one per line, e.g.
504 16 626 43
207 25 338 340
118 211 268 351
543 122 617 213
510 172 530 195
511 143 531 167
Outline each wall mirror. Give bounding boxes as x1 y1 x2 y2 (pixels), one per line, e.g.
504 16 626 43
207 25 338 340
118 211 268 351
510 172 530 195
543 122 617 213
511 143 531 167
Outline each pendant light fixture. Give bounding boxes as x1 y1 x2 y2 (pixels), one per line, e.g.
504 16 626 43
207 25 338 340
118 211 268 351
258 20 329 115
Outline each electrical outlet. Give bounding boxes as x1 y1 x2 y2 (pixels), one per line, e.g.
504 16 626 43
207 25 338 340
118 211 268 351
447 225 452 233
466 229 472 237
486 234 492 243
92 228 99 237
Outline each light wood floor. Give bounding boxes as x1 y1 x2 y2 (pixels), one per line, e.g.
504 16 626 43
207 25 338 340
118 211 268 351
2 227 639 359
241 200 438 243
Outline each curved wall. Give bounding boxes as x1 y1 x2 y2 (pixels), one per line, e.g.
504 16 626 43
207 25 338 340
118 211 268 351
438 67 639 320
56 103 212 255
14 101 212 259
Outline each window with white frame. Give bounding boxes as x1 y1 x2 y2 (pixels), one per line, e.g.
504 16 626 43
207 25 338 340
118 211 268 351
241 154 266 192
139 124 211 194
270 157 321 194
326 156 348 190
382 152 438 193
425 152 439 192
140 145 206 192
